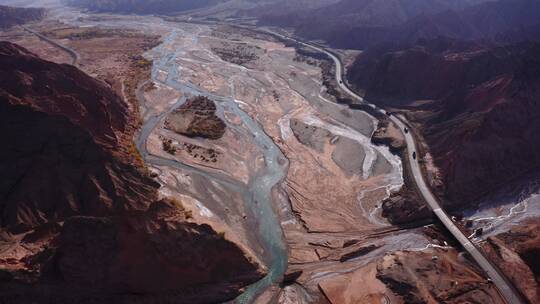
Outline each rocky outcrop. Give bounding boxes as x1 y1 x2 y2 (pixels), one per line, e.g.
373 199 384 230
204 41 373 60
348 40 540 209
376 249 503 303
483 222 540 303
0 42 264 303
339 245 378 262
371 120 405 154
0 200 265 303
165 96 226 140
382 188 432 225
0 5 45 29
0 100 158 228
0 41 154 228
318 249 504 304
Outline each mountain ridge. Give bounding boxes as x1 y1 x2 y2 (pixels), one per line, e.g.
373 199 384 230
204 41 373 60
0 41 265 304
0 5 45 29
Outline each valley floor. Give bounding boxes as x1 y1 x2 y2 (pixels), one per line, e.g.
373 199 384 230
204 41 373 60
0 3 508 303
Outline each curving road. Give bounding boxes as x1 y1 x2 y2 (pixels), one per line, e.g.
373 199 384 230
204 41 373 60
269 31 524 304
22 25 80 65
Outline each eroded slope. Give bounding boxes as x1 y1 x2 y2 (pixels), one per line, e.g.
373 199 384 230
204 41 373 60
0 41 265 303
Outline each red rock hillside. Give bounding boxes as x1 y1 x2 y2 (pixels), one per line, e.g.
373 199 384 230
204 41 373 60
483 222 540 303
0 41 154 228
347 39 540 209
0 41 265 303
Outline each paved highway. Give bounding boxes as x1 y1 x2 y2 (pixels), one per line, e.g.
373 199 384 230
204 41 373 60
22 26 80 66
270 31 524 304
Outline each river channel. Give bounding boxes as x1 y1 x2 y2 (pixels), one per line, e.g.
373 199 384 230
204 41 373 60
135 28 289 303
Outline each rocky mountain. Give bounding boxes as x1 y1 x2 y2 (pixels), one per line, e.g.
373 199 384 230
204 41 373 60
260 0 483 27
334 0 540 49
0 5 45 29
0 41 152 228
256 0 540 49
63 0 338 18
347 38 540 209
240 0 340 18
64 0 225 14
63 0 540 50
256 0 488 48
0 41 264 303
346 38 540 302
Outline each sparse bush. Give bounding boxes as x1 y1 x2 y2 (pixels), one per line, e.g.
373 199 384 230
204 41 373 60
136 58 152 68
165 197 194 220
162 138 176 155
127 142 144 165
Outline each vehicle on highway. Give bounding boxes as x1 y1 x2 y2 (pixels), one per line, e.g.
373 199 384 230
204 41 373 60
475 228 484 237
404 127 409 134
412 151 417 160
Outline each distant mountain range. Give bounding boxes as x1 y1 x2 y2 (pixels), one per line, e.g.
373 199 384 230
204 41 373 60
63 0 340 16
0 5 44 28
62 0 540 49
64 0 226 14
257 0 540 49
258 0 487 29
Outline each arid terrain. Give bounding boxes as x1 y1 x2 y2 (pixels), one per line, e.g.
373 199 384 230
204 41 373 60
1 0 538 303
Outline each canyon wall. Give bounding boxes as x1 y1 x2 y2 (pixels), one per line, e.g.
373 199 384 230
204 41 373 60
0 41 264 303
348 39 540 208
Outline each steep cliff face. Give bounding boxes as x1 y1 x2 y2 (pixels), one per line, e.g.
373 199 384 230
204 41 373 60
0 41 156 229
0 41 265 303
348 40 540 208
0 5 45 29
484 222 540 303
0 200 265 303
